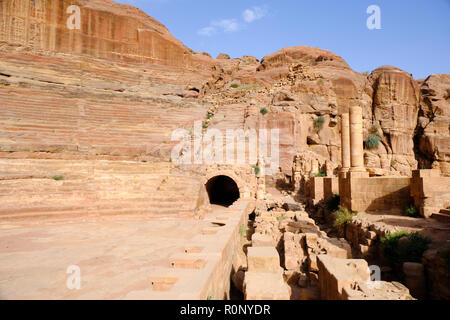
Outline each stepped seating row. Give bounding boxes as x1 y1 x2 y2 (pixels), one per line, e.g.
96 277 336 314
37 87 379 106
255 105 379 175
0 88 205 159
0 159 203 222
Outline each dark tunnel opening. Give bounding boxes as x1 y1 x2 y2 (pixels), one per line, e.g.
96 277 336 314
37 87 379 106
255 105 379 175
205 175 240 207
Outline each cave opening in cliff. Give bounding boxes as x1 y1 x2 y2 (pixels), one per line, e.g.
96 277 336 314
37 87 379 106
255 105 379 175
205 176 240 207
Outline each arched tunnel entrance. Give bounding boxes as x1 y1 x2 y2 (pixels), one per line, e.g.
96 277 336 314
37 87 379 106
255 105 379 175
205 175 240 207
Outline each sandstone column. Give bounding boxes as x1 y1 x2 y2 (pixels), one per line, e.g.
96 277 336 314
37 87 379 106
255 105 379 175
340 113 350 173
256 159 266 200
349 106 365 172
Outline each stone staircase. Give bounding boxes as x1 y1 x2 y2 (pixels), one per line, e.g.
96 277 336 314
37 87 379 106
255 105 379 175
0 159 203 222
431 209 450 224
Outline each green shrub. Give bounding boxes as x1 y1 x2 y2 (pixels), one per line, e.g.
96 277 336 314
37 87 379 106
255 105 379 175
326 194 341 212
277 213 287 222
365 134 381 149
230 83 239 89
404 205 420 217
53 175 64 181
314 115 325 132
252 165 260 176
260 107 268 115
381 231 431 266
333 206 356 232
447 206 450 210
202 124 208 129
381 231 409 266
206 113 213 119
314 171 326 177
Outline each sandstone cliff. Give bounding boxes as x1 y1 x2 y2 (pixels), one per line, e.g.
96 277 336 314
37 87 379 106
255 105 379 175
0 0 449 179
0 0 213 70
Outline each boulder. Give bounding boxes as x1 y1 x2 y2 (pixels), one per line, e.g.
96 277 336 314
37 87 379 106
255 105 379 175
217 53 231 60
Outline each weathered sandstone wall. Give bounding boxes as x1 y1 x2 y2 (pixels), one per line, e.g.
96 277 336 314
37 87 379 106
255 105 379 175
0 0 449 180
0 0 211 69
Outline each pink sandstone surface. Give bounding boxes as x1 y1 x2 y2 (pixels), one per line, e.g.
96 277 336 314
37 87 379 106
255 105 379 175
0 0 449 301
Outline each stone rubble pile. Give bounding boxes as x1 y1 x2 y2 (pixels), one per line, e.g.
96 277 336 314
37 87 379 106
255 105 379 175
243 201 415 300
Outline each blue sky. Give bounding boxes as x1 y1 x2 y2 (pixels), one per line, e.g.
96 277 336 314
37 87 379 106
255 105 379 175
118 0 450 79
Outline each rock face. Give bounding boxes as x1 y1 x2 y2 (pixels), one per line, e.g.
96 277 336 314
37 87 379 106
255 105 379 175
0 0 210 69
0 0 449 301
365 66 421 176
417 74 450 175
216 53 230 60
0 0 449 223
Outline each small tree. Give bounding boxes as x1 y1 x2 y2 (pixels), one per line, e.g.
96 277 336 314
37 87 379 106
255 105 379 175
365 134 381 149
404 205 420 217
252 165 261 176
314 171 326 177
381 231 431 267
365 124 382 149
260 107 268 115
333 206 356 235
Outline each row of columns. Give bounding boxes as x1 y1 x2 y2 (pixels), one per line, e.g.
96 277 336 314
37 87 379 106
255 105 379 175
340 106 366 174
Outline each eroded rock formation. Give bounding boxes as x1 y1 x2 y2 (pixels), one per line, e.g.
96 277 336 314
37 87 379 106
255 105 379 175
1 1 449 179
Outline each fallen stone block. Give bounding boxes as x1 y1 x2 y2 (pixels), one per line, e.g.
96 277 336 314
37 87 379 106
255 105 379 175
247 246 282 273
317 255 370 300
317 238 350 259
342 281 414 300
244 272 291 300
283 232 306 271
282 203 302 212
251 233 275 247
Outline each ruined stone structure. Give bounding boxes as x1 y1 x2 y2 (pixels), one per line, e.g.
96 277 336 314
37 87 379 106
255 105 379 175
0 0 449 300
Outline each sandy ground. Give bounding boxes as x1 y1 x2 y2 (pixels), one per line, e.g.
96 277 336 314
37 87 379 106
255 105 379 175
0 216 206 299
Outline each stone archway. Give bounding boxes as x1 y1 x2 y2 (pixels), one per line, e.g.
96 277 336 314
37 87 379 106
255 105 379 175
205 175 241 207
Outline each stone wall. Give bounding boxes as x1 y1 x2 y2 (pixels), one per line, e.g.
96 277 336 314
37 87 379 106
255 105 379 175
340 176 412 213
0 159 206 221
410 169 450 218
323 177 339 201
198 201 255 300
309 177 325 206
317 254 414 300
